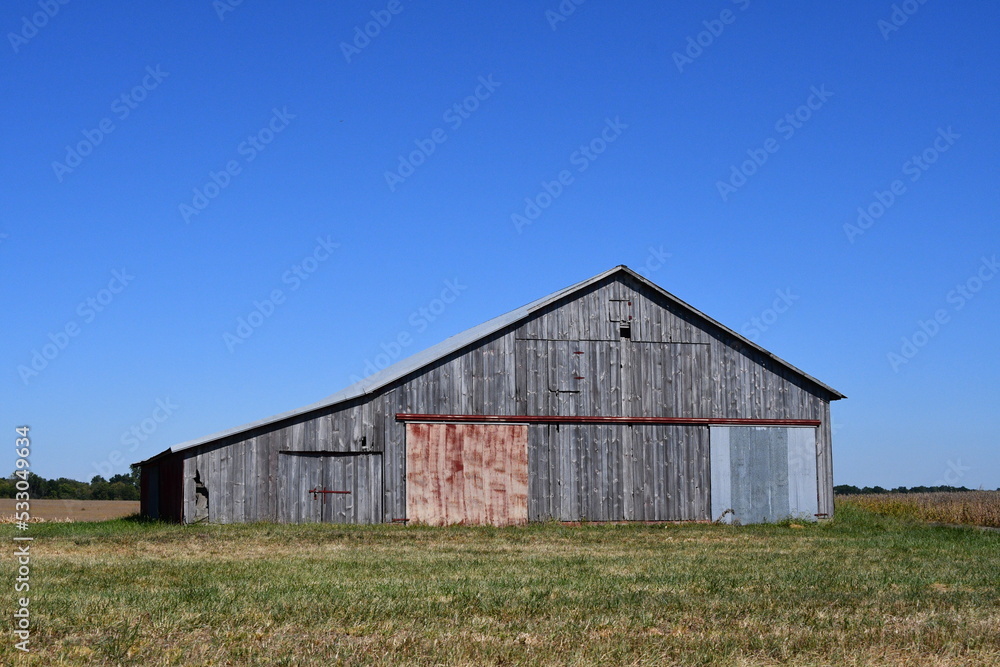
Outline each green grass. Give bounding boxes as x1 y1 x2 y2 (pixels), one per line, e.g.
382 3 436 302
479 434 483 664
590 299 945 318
2 504 1000 665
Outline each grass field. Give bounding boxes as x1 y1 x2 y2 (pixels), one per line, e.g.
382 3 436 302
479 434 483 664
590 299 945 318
843 491 1000 529
2 502 999 666
0 499 139 522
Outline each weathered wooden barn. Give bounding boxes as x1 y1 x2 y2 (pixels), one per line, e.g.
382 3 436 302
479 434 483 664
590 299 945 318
137 266 845 526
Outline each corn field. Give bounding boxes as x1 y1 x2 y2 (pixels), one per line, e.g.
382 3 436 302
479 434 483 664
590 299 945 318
840 491 1000 528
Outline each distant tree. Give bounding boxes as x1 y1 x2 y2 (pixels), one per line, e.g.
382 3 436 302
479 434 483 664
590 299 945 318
26 472 48 498
90 480 111 500
50 477 89 499
108 473 136 488
0 471 144 500
108 481 139 501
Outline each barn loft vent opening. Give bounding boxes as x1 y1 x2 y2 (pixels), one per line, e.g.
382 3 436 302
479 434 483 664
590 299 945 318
610 297 633 339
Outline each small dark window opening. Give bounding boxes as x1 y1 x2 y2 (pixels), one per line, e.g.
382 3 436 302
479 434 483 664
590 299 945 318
619 324 632 339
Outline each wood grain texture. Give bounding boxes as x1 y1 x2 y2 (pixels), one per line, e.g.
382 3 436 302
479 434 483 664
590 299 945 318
276 452 382 524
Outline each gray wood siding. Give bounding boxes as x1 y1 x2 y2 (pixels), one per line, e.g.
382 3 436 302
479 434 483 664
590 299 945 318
276 453 382 524
175 272 836 524
528 424 709 522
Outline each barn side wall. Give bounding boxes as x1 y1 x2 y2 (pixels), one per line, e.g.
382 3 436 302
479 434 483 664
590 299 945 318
140 466 154 518
141 454 184 522
176 273 837 524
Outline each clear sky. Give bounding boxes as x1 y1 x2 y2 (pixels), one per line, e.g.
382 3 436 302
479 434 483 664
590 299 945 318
2 1 997 489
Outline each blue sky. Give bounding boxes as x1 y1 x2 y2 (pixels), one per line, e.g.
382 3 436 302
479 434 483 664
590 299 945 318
2 1 997 488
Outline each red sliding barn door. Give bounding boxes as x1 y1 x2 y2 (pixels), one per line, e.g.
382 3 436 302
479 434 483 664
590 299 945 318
405 423 528 526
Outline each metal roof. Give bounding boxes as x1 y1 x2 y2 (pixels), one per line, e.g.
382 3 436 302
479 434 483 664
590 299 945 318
140 265 844 464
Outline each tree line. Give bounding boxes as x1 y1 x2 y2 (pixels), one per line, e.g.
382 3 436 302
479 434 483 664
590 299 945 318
0 466 140 501
834 484 989 495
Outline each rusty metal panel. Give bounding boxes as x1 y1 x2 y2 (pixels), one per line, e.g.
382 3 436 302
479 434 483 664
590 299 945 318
406 423 528 526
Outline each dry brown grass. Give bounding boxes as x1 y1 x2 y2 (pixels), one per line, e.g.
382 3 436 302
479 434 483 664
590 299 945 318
1 505 999 665
841 491 1000 528
0 498 139 522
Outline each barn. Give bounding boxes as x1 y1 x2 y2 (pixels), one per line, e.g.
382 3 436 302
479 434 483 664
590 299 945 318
137 265 845 526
